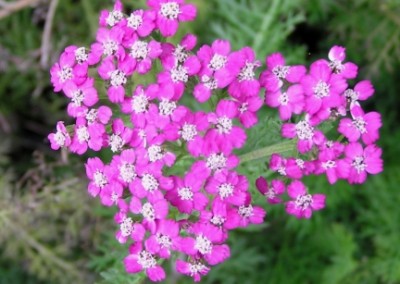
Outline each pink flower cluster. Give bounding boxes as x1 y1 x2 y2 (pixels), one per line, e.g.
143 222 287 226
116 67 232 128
48 0 383 282
256 46 383 219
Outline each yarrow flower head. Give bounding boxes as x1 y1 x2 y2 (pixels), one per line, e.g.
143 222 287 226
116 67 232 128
48 0 383 282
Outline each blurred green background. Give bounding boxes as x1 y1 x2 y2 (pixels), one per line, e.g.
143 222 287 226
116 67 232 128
1 0 399 283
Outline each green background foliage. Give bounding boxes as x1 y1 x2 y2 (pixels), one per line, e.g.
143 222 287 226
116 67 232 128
0 0 399 283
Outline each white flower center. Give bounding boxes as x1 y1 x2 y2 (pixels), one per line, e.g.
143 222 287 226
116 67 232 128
277 166 287 176
147 145 164 162
313 81 330 98
180 123 197 141
295 120 314 140
111 192 119 203
345 89 359 103
195 235 213 255
201 75 218 90
238 204 253 218
177 186 193 201
120 217 133 237
218 183 234 199
210 215 225 226
206 153 227 172
239 103 248 114
75 47 88 64
132 93 149 113
216 116 232 134
85 109 98 124
110 70 127 87
265 187 276 199
109 134 124 152
137 250 157 269
278 92 289 106
141 174 159 192
322 160 336 169
71 90 84 106
159 99 177 116
106 10 123 27
127 13 143 30
103 40 118 56
238 62 258 82
352 156 366 173
141 202 155 220
352 117 367 134
329 60 344 74
156 234 172 248
170 65 188 83
76 126 90 143
119 162 136 183
58 67 73 82
295 194 313 210
54 131 67 147
209 54 227 71
173 44 188 63
130 40 149 60
93 171 107 188
189 262 208 276
296 159 305 169
160 2 180 20
272 65 290 79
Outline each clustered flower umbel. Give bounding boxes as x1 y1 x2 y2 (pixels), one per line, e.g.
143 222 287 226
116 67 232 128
48 0 383 282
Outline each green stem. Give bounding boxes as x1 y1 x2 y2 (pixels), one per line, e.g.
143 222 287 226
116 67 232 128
239 140 296 163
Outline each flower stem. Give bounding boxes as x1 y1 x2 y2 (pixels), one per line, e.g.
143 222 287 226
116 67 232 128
239 140 296 163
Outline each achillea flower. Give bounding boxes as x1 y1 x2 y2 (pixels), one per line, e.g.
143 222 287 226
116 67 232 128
99 0 124 28
344 142 383 184
338 105 382 145
256 177 285 204
265 84 304 120
89 26 125 65
63 79 98 118
344 80 374 107
285 180 326 219
148 0 197 37
70 117 105 155
235 94 263 128
328 45 358 79
48 121 71 150
126 9 156 38
176 259 210 282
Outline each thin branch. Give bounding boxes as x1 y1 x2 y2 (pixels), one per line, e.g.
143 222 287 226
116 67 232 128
40 0 59 68
0 0 40 19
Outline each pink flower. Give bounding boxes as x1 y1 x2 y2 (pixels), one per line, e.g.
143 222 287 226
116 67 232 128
126 37 162 74
256 177 285 204
344 142 383 184
228 47 261 98
100 181 124 207
265 84 304 120
205 99 246 153
126 9 156 37
110 149 138 186
301 59 347 116
158 53 200 98
124 242 166 282
205 171 248 206
63 79 98 117
328 45 358 79
69 118 105 155
48 121 71 150
285 180 326 219
232 197 266 227
176 259 210 282
344 80 374 107
99 0 124 28
148 0 197 37
88 26 125 65
338 105 382 145
108 119 133 153
200 199 239 231
187 223 231 265
314 151 350 184
259 52 306 92
235 95 263 128
98 57 135 103
130 195 169 233
50 50 88 92
269 154 303 179
145 219 182 258
165 173 208 214
160 33 197 66
85 157 114 197
281 116 325 154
